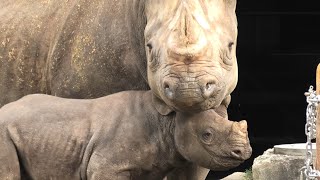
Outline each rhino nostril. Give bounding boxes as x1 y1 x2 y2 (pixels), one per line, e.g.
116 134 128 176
164 83 169 89
164 82 174 100
231 149 244 160
206 83 213 90
202 82 215 99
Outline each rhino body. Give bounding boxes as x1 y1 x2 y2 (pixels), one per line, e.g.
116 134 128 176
0 91 251 180
0 0 238 113
0 0 149 106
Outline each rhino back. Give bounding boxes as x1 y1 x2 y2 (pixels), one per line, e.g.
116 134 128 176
0 94 94 179
0 0 148 107
86 91 180 179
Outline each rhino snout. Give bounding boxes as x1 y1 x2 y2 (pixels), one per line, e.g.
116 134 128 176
201 81 217 99
162 77 221 101
228 120 252 161
230 146 252 161
163 80 176 100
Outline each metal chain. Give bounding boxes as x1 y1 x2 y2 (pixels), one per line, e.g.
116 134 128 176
301 86 320 179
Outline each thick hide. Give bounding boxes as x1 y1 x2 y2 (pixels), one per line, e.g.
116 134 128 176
0 0 149 106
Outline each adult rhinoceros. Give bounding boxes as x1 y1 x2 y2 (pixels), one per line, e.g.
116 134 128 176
0 0 238 114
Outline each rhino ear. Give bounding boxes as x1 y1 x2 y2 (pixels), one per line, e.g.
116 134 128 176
152 94 174 115
215 95 231 118
222 95 231 108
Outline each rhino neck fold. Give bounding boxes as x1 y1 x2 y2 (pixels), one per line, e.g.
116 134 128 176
154 111 187 168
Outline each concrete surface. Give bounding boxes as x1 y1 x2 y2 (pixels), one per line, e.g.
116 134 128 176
252 144 316 180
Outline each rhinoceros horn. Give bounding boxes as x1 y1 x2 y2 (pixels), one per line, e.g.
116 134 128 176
167 1 209 57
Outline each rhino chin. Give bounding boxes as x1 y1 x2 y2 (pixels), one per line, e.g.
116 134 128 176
211 161 243 171
191 154 244 171
163 93 225 112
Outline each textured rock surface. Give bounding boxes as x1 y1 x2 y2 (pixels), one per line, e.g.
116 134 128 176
222 172 246 180
252 148 308 180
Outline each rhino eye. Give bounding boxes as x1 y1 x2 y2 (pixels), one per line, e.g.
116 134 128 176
221 42 234 66
147 45 160 71
228 42 234 52
201 128 214 143
146 43 153 53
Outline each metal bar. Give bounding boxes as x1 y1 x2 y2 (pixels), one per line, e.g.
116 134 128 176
238 11 320 16
316 64 320 177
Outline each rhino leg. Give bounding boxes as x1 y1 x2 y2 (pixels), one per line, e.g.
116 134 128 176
0 130 21 180
87 153 130 180
166 163 209 180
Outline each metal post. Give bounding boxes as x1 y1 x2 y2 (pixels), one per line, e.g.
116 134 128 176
301 64 320 179
316 64 320 174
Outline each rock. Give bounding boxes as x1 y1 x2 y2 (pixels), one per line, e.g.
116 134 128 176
273 143 316 156
252 144 315 180
222 172 246 180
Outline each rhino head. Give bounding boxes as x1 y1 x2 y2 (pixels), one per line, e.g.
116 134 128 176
174 109 252 170
144 0 238 113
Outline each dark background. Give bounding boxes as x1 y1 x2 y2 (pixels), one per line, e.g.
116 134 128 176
208 0 320 179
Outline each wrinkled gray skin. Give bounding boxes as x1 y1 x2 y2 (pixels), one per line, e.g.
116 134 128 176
0 0 238 114
0 91 251 180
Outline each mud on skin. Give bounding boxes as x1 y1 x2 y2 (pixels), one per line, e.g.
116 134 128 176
0 91 251 180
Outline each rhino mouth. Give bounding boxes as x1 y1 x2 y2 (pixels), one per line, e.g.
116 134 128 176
231 151 246 161
160 80 226 112
209 156 244 171
230 148 252 161
168 92 225 112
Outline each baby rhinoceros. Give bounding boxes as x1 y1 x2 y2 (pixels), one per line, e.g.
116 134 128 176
0 91 251 180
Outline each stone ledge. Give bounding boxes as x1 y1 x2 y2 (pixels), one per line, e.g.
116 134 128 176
252 148 308 180
221 172 246 180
